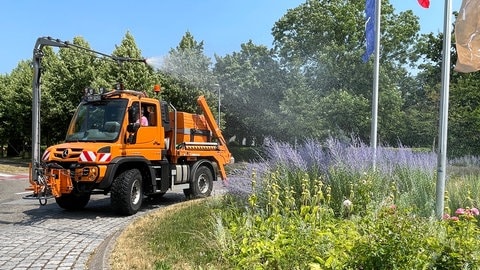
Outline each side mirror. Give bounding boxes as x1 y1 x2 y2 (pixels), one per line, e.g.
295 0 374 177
127 123 140 133
128 105 139 124
126 122 140 144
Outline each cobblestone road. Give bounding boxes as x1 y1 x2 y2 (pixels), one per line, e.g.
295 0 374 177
0 176 186 269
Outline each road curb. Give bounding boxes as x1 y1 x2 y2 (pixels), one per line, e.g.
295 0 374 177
87 228 124 269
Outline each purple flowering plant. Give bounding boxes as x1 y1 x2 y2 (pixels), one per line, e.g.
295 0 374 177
226 137 439 216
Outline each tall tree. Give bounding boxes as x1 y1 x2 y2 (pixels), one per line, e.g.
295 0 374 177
160 31 217 113
108 32 157 92
214 41 290 144
1 61 33 156
0 74 9 151
414 21 480 156
272 0 420 70
269 0 420 145
40 37 99 145
449 73 480 156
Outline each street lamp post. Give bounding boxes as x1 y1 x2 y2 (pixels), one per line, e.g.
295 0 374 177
215 84 221 127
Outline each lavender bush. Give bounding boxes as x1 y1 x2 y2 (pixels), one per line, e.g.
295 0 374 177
227 137 438 216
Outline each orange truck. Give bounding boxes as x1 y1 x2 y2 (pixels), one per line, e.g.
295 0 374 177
26 37 233 215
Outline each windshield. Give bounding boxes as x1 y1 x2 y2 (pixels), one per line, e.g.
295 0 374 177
65 99 128 142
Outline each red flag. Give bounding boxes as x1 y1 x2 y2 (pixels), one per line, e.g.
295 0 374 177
418 0 430 8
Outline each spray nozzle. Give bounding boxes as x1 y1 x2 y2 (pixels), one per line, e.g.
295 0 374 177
112 56 146 64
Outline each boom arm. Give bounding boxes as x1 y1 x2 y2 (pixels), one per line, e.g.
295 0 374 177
197 95 227 147
30 36 147 182
197 96 232 179
31 37 68 182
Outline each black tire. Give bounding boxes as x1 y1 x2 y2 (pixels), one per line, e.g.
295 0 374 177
185 166 213 199
111 168 143 215
183 188 192 199
55 193 90 210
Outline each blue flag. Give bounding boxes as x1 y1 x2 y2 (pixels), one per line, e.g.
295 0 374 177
362 0 375 62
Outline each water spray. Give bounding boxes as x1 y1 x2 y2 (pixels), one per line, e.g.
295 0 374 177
144 56 165 71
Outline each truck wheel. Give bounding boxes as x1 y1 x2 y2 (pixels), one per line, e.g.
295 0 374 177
111 168 143 215
55 193 90 210
185 166 213 199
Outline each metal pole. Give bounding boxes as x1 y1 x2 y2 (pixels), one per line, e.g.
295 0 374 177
436 0 452 219
31 51 42 182
370 0 381 170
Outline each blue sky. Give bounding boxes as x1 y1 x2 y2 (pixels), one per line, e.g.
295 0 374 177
0 0 462 74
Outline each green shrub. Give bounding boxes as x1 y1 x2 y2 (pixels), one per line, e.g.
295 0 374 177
347 204 440 269
219 171 359 269
228 145 264 162
447 174 480 214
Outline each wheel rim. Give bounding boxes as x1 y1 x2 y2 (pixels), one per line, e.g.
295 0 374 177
131 179 141 205
197 174 209 193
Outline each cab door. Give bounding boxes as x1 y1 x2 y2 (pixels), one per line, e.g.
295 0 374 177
126 101 165 160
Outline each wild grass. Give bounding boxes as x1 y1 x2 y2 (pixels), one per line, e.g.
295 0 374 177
110 198 231 270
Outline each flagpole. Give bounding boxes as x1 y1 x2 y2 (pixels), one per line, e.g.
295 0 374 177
370 0 381 170
436 0 452 219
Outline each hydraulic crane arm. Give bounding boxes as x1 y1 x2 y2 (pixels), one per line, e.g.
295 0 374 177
30 36 146 182
31 37 68 182
197 95 227 147
196 95 232 180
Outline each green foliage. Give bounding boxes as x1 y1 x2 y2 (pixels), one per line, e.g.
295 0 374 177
0 32 172 151
148 200 228 269
216 167 480 269
348 205 439 269
278 74 329 141
318 90 370 140
219 172 359 269
1 0 479 157
0 61 33 155
446 173 480 214
160 31 217 113
273 0 419 66
449 74 480 157
264 0 421 145
109 32 157 91
213 140 480 268
228 145 264 162
214 41 291 144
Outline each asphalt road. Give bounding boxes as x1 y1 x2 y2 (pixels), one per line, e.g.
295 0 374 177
0 174 190 269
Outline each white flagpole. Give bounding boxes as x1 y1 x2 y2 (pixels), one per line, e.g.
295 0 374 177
436 0 452 219
370 0 381 170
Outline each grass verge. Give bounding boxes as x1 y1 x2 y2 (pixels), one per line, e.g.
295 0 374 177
0 164 29 174
110 197 230 270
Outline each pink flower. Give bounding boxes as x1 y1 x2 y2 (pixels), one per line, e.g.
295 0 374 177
470 208 479 216
443 214 451 220
455 208 466 215
450 216 459 221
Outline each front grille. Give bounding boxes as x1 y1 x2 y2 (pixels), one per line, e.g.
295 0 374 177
53 147 84 160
